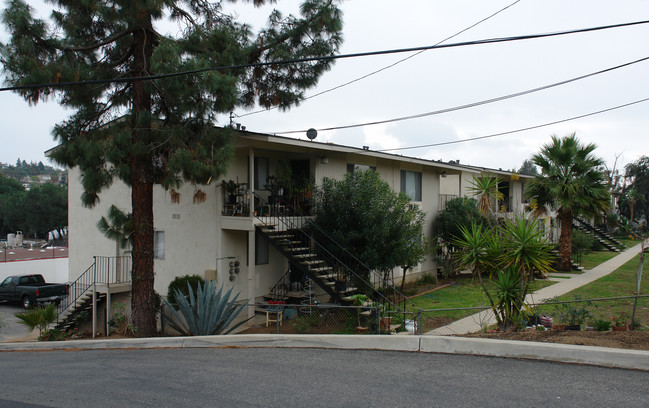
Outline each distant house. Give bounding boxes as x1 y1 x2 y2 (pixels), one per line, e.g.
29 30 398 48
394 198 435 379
63 129 531 323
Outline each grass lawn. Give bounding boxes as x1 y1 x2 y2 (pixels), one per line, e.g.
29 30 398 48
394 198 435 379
404 275 555 326
535 253 649 326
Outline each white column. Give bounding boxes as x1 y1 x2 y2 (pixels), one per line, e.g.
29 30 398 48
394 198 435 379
247 229 256 319
249 147 255 215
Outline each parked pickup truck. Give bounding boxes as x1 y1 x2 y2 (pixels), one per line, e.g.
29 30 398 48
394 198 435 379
0 274 69 309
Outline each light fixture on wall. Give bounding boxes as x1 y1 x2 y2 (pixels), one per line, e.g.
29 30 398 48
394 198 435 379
320 155 329 164
440 171 447 178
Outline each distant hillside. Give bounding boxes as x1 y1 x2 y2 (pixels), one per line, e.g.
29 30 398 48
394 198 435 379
0 159 67 187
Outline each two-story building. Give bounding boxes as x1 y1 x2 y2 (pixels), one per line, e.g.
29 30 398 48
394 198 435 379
63 129 531 323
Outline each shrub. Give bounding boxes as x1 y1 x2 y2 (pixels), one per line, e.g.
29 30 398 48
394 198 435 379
571 229 595 255
591 318 611 332
417 272 437 286
167 275 205 306
14 304 57 338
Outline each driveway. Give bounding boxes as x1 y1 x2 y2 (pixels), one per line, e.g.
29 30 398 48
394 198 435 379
0 302 34 342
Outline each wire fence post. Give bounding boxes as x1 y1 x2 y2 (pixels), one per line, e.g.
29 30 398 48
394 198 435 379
417 309 422 335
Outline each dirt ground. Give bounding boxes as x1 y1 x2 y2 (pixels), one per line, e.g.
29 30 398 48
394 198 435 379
460 329 649 351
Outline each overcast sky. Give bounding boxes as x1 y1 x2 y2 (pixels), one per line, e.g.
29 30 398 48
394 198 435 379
1 0 648 173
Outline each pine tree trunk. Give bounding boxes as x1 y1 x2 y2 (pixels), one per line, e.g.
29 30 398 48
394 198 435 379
558 209 573 272
130 22 156 337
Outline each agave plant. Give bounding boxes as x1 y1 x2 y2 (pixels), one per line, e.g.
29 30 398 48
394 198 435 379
14 303 57 337
163 280 249 336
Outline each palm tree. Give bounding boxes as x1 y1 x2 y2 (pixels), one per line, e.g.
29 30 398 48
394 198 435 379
526 134 610 271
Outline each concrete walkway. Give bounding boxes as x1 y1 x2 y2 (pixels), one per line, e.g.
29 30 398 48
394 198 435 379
427 240 647 335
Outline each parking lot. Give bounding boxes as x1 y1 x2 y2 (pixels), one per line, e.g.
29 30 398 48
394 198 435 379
0 302 33 342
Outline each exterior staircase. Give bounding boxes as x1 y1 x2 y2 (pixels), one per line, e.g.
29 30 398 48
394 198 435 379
55 256 131 333
572 217 625 252
254 194 412 313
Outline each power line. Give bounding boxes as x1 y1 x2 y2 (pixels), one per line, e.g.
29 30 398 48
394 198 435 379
234 0 522 119
1 19 648 93
376 97 649 152
270 55 649 134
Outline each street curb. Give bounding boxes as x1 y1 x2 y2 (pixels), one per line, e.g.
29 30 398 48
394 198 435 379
2 334 649 371
419 336 649 371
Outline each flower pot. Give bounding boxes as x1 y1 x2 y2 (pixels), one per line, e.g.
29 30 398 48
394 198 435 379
612 326 627 331
565 324 580 331
355 326 369 334
553 324 566 331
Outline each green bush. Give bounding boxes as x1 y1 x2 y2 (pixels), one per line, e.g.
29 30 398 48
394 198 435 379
572 229 595 255
167 275 205 306
591 318 611 331
417 272 437 286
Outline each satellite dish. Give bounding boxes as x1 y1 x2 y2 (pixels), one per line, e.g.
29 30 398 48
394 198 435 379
306 128 317 141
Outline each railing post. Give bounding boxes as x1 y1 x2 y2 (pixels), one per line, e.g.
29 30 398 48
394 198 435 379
417 309 422 335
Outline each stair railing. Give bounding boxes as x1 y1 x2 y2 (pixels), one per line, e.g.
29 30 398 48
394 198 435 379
572 218 623 250
254 193 414 313
56 256 131 323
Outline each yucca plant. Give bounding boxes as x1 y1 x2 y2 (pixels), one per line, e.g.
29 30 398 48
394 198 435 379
492 266 530 331
163 280 249 336
14 304 57 337
467 172 502 216
500 215 554 280
452 223 500 324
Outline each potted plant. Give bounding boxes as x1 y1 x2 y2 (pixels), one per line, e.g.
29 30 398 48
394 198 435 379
348 293 370 333
266 175 280 204
275 160 292 199
554 297 593 331
223 180 238 204
611 313 629 331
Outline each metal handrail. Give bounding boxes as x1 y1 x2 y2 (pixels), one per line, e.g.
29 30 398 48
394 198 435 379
56 256 131 322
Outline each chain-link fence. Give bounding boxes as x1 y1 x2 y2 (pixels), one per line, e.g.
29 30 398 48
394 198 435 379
239 303 421 335
416 295 649 335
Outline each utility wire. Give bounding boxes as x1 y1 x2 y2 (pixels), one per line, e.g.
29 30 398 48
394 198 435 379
271 55 649 135
376 96 649 152
1 19 647 93
234 0 522 118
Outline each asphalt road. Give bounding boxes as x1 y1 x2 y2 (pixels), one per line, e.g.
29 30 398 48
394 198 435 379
1 347 647 407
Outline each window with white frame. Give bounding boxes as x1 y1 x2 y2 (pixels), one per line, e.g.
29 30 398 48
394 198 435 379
154 231 165 260
400 170 422 201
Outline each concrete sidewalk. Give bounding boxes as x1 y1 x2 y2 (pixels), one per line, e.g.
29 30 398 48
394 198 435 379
427 240 647 335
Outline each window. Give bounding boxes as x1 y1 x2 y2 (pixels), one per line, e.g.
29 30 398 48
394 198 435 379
154 231 165 260
347 163 376 173
400 170 422 201
254 157 269 190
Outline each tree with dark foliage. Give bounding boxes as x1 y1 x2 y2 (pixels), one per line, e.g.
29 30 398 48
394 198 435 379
1 0 343 336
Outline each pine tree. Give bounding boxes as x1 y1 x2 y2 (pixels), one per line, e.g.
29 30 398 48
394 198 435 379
1 0 343 336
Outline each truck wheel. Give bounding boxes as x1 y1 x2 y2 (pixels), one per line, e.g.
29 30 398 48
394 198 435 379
22 296 33 309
